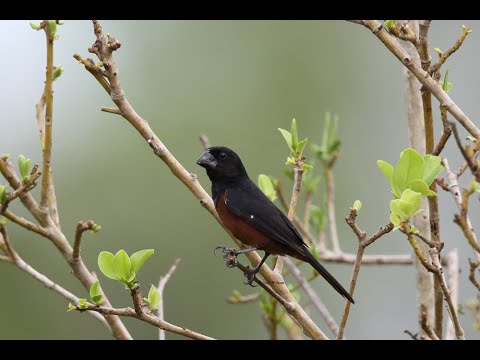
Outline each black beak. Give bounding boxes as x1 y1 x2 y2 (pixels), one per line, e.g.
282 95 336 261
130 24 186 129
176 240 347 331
197 150 217 169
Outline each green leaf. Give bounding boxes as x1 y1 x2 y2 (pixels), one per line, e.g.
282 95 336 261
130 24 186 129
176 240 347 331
89 280 103 305
285 157 295 166
130 249 154 274
18 155 31 180
30 22 42 30
91 224 102 233
433 47 443 56
0 185 7 205
52 65 64 81
0 216 6 225
77 298 88 309
302 171 320 193
377 160 400 198
384 20 396 29
328 114 339 153
440 70 452 93
353 200 362 211
470 181 480 193
258 174 277 202
296 139 307 156
405 179 436 197
278 128 293 153
114 250 132 282
291 118 298 153
146 285 162 310
67 303 76 311
98 251 118 280
394 148 424 193
422 155 443 186
390 189 422 227
48 20 57 40
467 135 477 142
301 164 313 172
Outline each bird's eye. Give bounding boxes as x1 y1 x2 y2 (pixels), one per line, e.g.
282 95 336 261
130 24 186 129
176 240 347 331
219 152 227 159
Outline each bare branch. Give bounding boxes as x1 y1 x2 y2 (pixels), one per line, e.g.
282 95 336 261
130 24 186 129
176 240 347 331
430 25 472 76
199 134 211 149
337 209 393 339
420 305 439 340
325 162 341 253
73 220 95 261
445 249 459 340
350 20 480 139
468 259 480 292
101 107 122 115
227 292 260 304
284 257 340 336
157 258 181 340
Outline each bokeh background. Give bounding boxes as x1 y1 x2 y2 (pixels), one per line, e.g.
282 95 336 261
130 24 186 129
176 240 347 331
0 20 479 340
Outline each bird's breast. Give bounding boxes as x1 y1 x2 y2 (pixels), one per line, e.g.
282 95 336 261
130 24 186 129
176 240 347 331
215 190 287 256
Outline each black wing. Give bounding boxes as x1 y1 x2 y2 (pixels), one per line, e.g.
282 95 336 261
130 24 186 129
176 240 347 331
225 178 308 254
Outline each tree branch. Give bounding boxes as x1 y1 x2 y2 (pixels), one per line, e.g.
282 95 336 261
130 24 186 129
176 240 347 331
157 258 181 340
73 220 95 262
337 209 393 339
350 20 480 139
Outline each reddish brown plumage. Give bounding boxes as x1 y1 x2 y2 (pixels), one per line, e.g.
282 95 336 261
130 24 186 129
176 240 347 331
216 191 307 261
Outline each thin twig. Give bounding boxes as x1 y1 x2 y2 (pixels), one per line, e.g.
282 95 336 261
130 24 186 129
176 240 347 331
430 25 472 76
73 220 95 262
2 210 49 237
450 122 480 181
101 107 122 115
0 228 109 330
337 209 393 339
157 258 181 340
420 304 440 340
199 134 211 149
444 158 480 258
77 304 214 340
325 163 341 253
227 293 260 304
430 248 465 339
284 257 340 336
40 22 54 210
468 259 480 292
445 249 459 340
350 20 480 139
0 171 41 214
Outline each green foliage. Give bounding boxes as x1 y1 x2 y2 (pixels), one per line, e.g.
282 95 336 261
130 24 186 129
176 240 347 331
258 174 277 202
259 291 273 315
29 22 42 31
378 148 443 228
390 189 422 227
309 205 325 233
278 118 309 160
302 169 321 193
130 249 155 274
311 112 341 163
0 185 7 205
352 200 362 212
378 148 443 199
144 285 162 310
52 66 64 81
89 280 103 305
91 223 102 233
439 70 452 93
17 155 31 181
470 181 480 193
97 249 154 288
384 20 396 29
0 216 6 225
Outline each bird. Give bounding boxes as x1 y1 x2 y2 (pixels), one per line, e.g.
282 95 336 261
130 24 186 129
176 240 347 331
197 146 354 304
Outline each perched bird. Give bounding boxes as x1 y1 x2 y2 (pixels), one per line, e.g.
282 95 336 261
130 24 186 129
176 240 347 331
197 146 354 303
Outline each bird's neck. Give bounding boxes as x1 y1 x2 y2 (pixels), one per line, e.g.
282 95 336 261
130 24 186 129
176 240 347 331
211 176 249 204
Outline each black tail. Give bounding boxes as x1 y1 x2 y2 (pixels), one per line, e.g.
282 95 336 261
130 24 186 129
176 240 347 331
305 252 355 304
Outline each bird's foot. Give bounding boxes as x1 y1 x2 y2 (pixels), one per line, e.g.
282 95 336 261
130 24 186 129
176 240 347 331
214 246 238 268
243 270 258 287
214 246 258 268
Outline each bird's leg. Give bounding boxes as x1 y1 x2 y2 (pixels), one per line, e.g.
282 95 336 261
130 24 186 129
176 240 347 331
214 246 257 268
244 252 270 287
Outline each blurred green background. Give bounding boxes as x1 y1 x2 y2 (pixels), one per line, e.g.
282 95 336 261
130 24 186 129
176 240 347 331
0 20 479 339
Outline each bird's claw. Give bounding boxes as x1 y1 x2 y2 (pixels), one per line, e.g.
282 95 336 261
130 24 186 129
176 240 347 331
243 271 258 287
214 245 238 268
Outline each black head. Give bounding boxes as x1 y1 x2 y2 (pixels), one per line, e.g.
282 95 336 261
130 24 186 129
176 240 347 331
196 146 248 182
